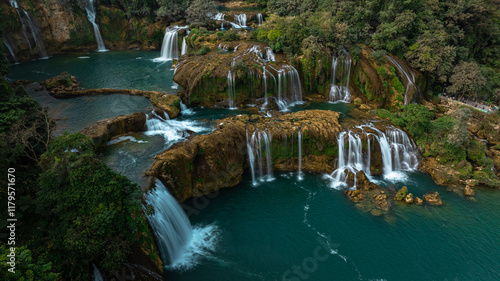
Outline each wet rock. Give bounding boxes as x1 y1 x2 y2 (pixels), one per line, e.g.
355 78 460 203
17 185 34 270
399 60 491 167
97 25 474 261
404 193 414 204
423 192 443 206
464 186 475 197
394 186 408 201
45 72 81 93
415 197 423 205
79 112 147 149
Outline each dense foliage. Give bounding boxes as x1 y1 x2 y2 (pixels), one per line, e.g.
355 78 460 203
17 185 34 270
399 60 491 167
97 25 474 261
378 104 500 187
253 0 500 103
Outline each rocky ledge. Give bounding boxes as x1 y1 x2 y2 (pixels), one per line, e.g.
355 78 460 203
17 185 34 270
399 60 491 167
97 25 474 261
149 109 343 202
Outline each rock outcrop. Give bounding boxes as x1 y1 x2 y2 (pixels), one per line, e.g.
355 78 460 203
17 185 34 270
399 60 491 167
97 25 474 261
79 112 147 149
149 109 343 201
423 192 443 206
343 170 392 217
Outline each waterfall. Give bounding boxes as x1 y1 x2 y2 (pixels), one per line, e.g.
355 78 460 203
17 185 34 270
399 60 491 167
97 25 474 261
9 0 47 58
257 13 263 26
276 65 303 111
145 179 219 269
227 70 237 109
145 179 193 266
180 100 194 115
2 38 17 63
264 47 276 62
85 0 107 52
329 50 352 103
234 14 247 27
246 128 274 186
329 124 418 189
298 129 303 181
145 110 205 142
158 26 188 61
181 37 188 56
92 264 104 281
385 55 418 105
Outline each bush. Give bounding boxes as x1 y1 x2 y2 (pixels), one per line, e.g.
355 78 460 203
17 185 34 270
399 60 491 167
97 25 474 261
466 140 486 163
197 45 210 55
370 50 387 65
222 29 240 41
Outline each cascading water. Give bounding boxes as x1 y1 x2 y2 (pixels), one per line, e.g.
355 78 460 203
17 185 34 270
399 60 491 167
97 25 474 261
276 65 303 111
85 0 107 52
264 47 276 62
246 128 274 186
145 179 219 269
329 124 419 189
181 37 188 56
9 0 48 58
158 26 189 61
385 55 418 105
180 100 194 115
234 14 247 27
227 70 237 109
2 38 17 63
257 13 263 26
329 50 352 103
145 110 206 142
92 264 104 281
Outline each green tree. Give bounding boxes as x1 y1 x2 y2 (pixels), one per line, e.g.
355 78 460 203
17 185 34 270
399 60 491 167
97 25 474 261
0 246 61 281
186 0 217 26
448 61 486 97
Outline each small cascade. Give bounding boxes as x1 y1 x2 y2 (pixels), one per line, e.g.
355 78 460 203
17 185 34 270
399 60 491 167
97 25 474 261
145 179 193 266
246 128 274 186
260 66 269 110
276 65 303 110
257 13 263 26
92 264 104 281
329 50 352 103
227 70 237 109
234 14 247 27
385 55 418 105
9 0 18 8
158 26 189 61
264 47 276 62
85 0 107 52
180 100 194 115
2 38 17 63
181 37 188 56
298 129 303 181
329 124 419 189
145 110 205 142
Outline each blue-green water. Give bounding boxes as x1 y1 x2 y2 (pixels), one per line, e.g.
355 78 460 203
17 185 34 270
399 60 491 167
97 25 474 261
12 52 500 281
8 50 177 92
173 172 500 281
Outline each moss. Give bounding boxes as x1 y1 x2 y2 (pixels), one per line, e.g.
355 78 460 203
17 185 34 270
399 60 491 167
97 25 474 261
392 76 405 94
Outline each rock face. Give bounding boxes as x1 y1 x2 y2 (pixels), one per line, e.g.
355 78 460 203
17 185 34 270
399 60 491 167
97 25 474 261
79 112 147 149
423 192 443 206
1 0 165 61
174 41 304 108
149 110 343 201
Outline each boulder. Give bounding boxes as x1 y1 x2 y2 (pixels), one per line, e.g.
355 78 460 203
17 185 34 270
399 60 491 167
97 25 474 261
415 197 423 205
464 186 475 197
423 192 443 206
404 193 414 204
394 186 409 201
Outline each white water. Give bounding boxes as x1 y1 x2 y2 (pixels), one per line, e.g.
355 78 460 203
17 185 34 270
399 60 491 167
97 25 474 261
329 124 418 189
9 0 48 59
157 26 189 61
85 0 107 52
264 47 276 62
276 65 303 111
257 13 263 26
145 110 206 142
246 128 274 185
2 38 17 63
181 37 188 56
145 179 219 269
385 55 418 105
234 14 247 27
329 50 352 103
227 70 237 109
180 100 194 115
92 264 104 281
